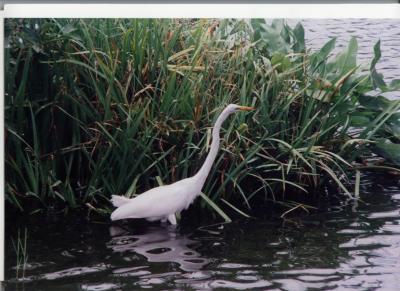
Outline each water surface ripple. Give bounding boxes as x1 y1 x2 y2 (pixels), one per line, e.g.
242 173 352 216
5 173 400 290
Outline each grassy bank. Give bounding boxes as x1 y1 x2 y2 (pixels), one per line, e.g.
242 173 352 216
5 19 400 219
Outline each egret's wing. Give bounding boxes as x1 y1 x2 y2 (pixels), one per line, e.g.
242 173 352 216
110 177 197 221
110 185 176 220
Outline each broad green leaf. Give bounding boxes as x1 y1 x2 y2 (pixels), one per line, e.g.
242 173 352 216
319 38 337 59
386 112 400 139
370 40 381 71
310 38 336 73
389 79 400 91
350 115 371 127
331 36 358 75
271 53 290 72
359 95 392 111
374 139 400 165
250 18 266 42
370 69 386 90
292 23 305 53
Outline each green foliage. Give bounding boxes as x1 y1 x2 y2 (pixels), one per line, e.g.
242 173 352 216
5 19 400 218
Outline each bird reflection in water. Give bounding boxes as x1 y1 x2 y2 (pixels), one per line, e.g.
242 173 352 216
108 226 210 272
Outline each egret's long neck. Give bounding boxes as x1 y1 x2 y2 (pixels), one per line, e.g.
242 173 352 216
193 108 232 188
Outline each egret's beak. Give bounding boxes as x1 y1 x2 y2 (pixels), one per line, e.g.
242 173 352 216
238 106 255 111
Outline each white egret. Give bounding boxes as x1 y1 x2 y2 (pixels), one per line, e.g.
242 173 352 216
110 104 254 225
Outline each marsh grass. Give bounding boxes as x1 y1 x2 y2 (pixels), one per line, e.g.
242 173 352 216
5 19 400 219
11 228 28 279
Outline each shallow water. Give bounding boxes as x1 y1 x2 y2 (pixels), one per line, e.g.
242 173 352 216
4 173 400 290
4 19 400 290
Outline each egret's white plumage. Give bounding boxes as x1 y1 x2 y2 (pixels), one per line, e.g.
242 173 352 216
110 104 254 224
111 177 198 224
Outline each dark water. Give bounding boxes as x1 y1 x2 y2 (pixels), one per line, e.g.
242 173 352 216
4 19 400 290
4 173 400 290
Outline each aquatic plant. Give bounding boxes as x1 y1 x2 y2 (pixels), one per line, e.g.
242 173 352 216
11 228 29 279
5 19 400 219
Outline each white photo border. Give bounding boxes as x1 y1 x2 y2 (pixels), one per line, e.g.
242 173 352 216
1 3 400 282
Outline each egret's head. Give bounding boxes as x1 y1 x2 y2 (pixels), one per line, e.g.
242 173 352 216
226 104 255 114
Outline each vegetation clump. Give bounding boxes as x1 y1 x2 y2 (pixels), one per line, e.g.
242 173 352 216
5 19 400 219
